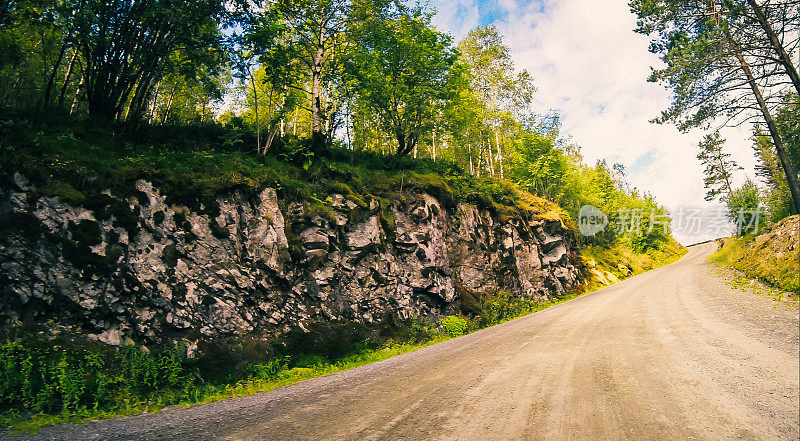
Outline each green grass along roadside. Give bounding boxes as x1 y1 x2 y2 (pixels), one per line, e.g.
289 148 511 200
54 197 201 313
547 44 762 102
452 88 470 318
710 239 798 294
581 238 686 291
708 215 799 294
0 244 686 434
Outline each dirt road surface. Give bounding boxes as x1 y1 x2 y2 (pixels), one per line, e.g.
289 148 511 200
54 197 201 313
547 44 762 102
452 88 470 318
5 243 799 441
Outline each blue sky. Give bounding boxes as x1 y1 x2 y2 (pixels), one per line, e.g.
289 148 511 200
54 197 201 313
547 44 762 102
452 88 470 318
431 0 760 244
438 0 510 29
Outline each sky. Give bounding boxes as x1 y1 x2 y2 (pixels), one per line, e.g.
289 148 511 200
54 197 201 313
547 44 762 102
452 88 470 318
430 0 762 245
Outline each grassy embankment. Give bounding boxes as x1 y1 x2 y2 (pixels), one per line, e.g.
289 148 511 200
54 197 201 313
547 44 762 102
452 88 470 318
0 111 685 432
582 239 686 291
0 110 564 233
709 215 799 294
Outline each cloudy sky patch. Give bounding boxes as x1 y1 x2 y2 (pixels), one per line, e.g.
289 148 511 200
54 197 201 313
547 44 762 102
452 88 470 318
432 0 761 244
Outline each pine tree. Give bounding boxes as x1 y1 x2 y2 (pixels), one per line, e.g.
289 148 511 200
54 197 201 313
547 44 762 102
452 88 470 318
697 131 741 202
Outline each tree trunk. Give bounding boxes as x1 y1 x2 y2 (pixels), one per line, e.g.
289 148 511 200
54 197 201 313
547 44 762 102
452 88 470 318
250 68 260 154
325 107 337 142
432 128 437 162
130 68 163 125
293 107 297 136
495 129 504 179
3 38 41 104
43 38 69 108
345 107 352 152
719 151 734 197
468 142 474 175
477 141 484 177
732 41 800 213
486 134 495 177
265 123 280 154
161 86 176 125
745 0 800 96
148 82 160 124
708 0 800 213
70 74 85 115
310 45 325 151
396 130 406 156
57 49 79 109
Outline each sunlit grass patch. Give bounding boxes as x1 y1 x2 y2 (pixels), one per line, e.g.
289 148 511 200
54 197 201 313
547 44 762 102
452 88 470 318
710 235 799 294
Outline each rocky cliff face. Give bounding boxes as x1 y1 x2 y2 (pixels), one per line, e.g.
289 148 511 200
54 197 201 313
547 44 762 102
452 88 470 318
0 173 581 346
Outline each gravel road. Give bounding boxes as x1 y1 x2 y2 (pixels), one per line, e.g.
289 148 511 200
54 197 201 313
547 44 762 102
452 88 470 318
4 242 798 441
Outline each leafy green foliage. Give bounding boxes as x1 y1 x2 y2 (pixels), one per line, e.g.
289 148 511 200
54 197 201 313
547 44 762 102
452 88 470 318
630 0 796 131
504 118 674 250
439 316 468 337
752 94 800 222
697 131 740 202
242 0 347 149
457 26 534 115
630 0 800 212
0 0 227 121
0 111 550 228
726 179 765 236
508 124 574 203
582 239 685 284
408 320 434 344
0 335 195 415
458 291 543 329
344 0 458 155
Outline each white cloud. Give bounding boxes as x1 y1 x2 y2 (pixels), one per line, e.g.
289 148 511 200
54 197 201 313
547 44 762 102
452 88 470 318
430 0 481 39
434 0 763 244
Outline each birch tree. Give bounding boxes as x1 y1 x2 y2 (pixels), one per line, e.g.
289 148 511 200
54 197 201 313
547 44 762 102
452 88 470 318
457 26 534 178
245 0 347 154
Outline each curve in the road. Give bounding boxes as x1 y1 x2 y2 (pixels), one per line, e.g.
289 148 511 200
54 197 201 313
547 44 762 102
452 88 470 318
5 243 798 441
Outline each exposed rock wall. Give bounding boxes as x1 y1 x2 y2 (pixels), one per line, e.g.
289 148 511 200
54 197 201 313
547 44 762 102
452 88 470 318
0 173 581 345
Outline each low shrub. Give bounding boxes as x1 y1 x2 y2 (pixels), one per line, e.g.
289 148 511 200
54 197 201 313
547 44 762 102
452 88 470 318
0 334 196 415
195 337 272 384
439 316 468 337
277 321 375 363
408 319 434 343
459 289 541 329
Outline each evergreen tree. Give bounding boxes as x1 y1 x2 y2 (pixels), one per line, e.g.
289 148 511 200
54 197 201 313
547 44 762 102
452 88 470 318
696 131 741 202
631 0 800 212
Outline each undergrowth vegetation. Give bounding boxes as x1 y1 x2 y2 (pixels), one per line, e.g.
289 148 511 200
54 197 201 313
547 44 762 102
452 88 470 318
709 217 799 293
0 111 562 229
0 333 195 417
0 288 589 433
581 238 685 286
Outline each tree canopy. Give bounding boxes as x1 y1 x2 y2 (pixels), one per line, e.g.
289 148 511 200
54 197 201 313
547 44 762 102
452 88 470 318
631 0 800 213
343 0 458 155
